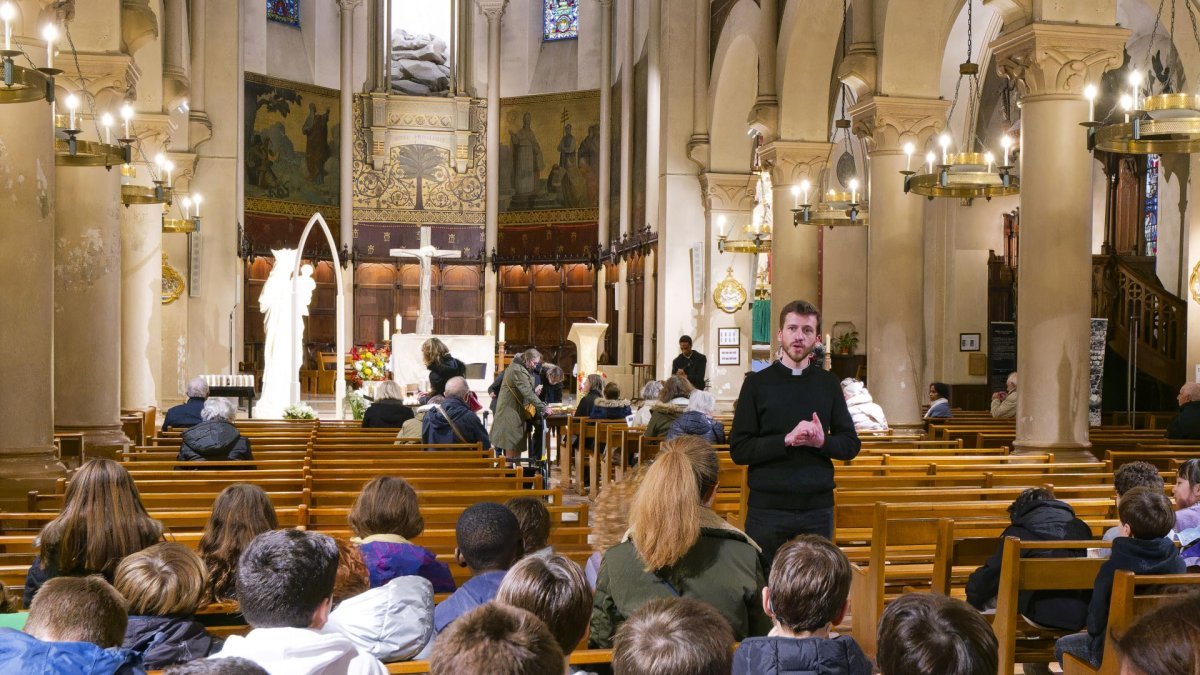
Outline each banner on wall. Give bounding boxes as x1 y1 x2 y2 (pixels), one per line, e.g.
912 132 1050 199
1089 318 1108 428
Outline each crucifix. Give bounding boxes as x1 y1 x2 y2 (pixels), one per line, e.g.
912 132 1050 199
390 227 461 335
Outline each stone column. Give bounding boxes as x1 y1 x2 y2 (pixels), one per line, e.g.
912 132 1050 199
0 101 66 506
748 0 778 137
759 140 832 312
339 0 360 347
55 166 129 456
646 0 662 368
479 0 507 332
700 172 757 399
596 0 613 323
850 96 948 427
992 23 1127 450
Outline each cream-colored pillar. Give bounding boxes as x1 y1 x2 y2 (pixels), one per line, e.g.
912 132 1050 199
759 140 831 314
55 166 128 456
595 0 613 326
338 0 360 346
0 100 66 506
700 173 757 401
616 0 636 365
991 23 1127 450
478 0 507 333
850 96 948 426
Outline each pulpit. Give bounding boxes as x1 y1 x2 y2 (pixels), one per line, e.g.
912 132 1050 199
568 323 609 385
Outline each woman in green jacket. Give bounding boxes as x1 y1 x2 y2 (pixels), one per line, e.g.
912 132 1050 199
491 349 548 462
590 436 770 647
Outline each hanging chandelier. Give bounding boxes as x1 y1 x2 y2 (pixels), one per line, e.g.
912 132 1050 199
901 0 1019 200
0 4 58 105
162 193 202 234
1087 0 1200 155
716 213 771 255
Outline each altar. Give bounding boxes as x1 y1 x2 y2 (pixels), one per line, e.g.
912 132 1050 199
389 333 496 394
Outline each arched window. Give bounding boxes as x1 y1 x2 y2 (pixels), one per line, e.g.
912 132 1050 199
267 0 299 27
543 0 578 41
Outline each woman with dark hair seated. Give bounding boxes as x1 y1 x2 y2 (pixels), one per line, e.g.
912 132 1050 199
925 382 952 419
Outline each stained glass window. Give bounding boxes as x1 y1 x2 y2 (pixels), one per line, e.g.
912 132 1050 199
544 0 578 41
267 0 299 27
1144 154 1159 256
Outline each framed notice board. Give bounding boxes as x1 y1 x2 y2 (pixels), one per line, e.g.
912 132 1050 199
988 321 1016 393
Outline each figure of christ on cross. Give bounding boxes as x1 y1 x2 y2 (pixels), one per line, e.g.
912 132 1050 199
390 229 461 335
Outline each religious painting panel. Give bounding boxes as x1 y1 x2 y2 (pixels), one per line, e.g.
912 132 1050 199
244 73 340 209
267 0 299 27
499 90 601 218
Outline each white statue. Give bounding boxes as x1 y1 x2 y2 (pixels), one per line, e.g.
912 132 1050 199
255 249 317 418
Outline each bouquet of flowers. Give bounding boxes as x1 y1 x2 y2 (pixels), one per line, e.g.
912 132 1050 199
345 390 368 421
348 342 392 387
283 402 317 420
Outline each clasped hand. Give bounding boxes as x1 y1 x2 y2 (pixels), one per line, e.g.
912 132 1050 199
785 413 825 448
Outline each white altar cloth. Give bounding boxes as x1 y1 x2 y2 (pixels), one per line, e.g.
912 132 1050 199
389 334 497 393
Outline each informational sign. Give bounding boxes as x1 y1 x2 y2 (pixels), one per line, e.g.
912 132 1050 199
988 322 1017 393
1089 318 1108 427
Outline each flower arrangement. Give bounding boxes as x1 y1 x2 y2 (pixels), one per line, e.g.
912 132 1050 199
345 390 368 421
283 402 317 420
348 342 392 387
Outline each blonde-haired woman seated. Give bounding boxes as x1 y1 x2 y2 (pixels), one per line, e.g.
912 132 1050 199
362 380 414 429
589 436 770 647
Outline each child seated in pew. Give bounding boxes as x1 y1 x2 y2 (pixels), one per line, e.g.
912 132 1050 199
0 576 144 674
199 484 279 602
965 487 1093 635
429 603 563 675
496 555 593 673
611 597 735 675
349 476 456 593
732 535 871 675
323 537 435 662
433 502 524 634
1055 486 1187 669
590 382 633 421
1172 458 1200 569
1112 590 1200 675
208 529 387 674
1094 461 1167 559
114 543 222 669
876 593 998 675
506 496 553 559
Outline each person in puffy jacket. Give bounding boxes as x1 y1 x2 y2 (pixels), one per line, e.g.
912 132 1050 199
323 576 434 662
733 536 871 675
361 381 414 429
349 476 456 593
114 543 221 669
422 338 467 398
177 398 252 463
590 382 632 421
840 379 888 433
422 378 491 450
666 390 725 443
643 375 693 438
966 488 1093 634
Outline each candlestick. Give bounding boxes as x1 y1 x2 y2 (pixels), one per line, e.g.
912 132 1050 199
121 104 133 138
383 319 390 339
193 194 202 217
499 321 506 343
395 314 401 334
903 142 914 172
42 24 56 69
0 3 13 51
1084 83 1097 123
65 94 78 130
824 333 831 349
800 179 810 206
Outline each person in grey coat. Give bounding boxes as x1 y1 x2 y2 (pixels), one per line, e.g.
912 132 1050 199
491 350 548 462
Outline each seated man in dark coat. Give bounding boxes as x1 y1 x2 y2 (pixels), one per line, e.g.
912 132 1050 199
361 381 414 428
1167 382 1200 440
423 377 491 450
177 398 253 463
161 376 209 431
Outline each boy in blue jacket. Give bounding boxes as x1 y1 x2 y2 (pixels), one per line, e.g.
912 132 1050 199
1056 486 1187 669
433 502 524 633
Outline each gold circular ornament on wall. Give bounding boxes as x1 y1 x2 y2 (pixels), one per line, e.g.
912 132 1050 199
713 268 747 314
162 253 185 305
1189 260 1200 304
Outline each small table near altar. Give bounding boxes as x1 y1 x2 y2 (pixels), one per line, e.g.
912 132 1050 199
209 385 258 417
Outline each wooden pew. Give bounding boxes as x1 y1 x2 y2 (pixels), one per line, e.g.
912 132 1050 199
383 649 615 674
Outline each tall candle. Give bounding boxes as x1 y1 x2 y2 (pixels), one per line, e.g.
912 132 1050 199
825 333 831 349
485 316 493 335
1000 135 1012 167
800 179 810 206
121 104 133 138
499 321 506 343
903 142 914 171
100 112 113 144
0 3 13 51
925 151 935 174
1084 84 1097 123
42 24 56 69
790 185 800 209
193 194 202 217
383 319 390 338
65 94 78 130
164 160 174 187
938 134 951 165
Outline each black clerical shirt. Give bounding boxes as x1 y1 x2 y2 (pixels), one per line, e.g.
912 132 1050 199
672 351 707 390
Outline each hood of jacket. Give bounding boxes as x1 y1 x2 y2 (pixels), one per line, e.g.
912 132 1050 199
180 420 241 455
1011 499 1089 539
671 410 718 436
733 635 872 675
0 627 145 675
324 576 434 662
594 398 632 409
124 615 217 669
1111 535 1185 571
651 400 688 414
214 627 371 675
427 398 476 434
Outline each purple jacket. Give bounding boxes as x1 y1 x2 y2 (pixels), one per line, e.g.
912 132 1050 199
358 538 456 593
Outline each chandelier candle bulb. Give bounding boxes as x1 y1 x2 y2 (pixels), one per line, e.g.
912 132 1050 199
65 94 78 130
849 178 859 204
121 104 133 138
193 194 201 217
984 151 994 173
925 151 935 174
939 134 951 164
717 214 728 237
181 197 192 218
800 179 811 205
42 24 56 68
1000 135 1012 167
100 112 113 144
1129 71 1142 110
1084 84 1097 123
485 316 493 335
791 184 800 209
1 3 12 51
164 160 174 187
903 142 914 171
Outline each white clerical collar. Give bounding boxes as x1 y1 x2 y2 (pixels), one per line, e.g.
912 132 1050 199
779 359 807 376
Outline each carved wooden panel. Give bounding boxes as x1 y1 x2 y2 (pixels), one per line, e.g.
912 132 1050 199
498 263 597 375
355 263 397 344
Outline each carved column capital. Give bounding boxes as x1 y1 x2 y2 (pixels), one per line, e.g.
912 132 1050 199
757 140 832 187
476 0 509 20
336 0 363 12
129 113 178 155
699 172 755 214
56 52 140 110
849 95 949 154
990 22 1128 100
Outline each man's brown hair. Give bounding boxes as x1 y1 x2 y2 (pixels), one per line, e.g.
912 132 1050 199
1114 461 1165 497
1118 486 1177 539
768 535 852 633
603 382 622 400
505 496 552 555
430 602 563 675
114 542 207 616
348 475 425 540
612 597 734 675
496 554 592 653
777 299 821 331
876 593 997 675
25 575 129 648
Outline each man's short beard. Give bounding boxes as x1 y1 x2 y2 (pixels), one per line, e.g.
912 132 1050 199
783 343 814 365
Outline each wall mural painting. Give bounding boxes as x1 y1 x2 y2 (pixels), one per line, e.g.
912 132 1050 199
500 90 600 216
244 73 340 208
352 99 486 224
